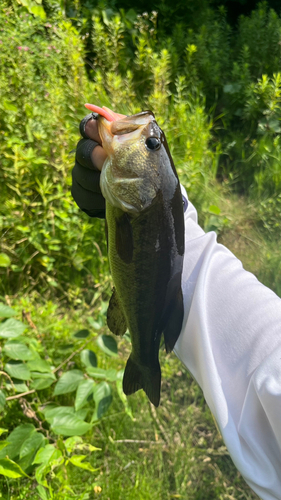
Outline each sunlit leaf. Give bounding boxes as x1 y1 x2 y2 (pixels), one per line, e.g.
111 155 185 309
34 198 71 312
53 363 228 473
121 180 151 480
69 455 98 472
0 304 16 318
73 329 89 339
96 334 118 357
51 415 92 437
0 442 8 452
53 370 84 396
42 406 75 424
0 391 5 412
80 349 97 368
0 318 26 338
105 369 117 381
20 432 45 458
75 379 95 411
0 253 11 267
64 436 83 453
33 445 61 465
86 367 107 379
4 341 34 361
27 358 52 373
0 458 28 478
2 99 18 112
5 379 28 393
0 424 35 459
31 377 54 390
5 361 31 380
93 382 112 421
116 370 133 420
37 485 49 500
208 205 221 215
87 318 101 330
42 406 88 424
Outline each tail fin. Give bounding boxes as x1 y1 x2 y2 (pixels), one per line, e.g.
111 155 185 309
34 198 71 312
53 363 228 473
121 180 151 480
123 355 161 407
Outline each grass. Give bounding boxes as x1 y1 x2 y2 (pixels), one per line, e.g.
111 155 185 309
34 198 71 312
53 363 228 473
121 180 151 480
1 282 261 500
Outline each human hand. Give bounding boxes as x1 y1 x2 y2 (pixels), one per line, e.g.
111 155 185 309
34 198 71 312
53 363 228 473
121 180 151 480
84 117 107 172
71 105 126 217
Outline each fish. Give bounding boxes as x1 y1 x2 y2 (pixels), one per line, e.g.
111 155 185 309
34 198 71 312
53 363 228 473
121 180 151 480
85 103 185 407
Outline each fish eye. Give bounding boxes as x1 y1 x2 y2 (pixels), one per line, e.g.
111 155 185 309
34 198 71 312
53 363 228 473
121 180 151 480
145 137 161 151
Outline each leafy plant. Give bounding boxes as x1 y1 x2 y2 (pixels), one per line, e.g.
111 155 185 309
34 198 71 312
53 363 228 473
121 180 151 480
0 301 132 497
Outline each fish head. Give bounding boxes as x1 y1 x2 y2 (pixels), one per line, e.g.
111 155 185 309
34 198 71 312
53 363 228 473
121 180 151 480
95 108 177 215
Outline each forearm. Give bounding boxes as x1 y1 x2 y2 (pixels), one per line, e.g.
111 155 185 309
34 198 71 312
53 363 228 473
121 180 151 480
176 188 281 499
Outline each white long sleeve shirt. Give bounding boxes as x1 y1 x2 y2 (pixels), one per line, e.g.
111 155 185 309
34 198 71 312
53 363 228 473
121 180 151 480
174 187 281 500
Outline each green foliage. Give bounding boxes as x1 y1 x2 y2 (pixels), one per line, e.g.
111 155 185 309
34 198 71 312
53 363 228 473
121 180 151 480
0 3 107 299
1 1 281 498
0 301 132 497
0 3 219 300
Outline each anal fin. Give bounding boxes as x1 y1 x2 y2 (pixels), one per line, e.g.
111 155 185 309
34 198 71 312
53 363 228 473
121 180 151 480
107 287 127 336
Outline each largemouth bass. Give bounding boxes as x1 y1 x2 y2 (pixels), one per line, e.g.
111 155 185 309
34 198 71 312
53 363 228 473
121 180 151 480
85 104 185 407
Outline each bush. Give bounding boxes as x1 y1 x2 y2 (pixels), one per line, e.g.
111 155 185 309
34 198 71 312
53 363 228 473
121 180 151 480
0 4 218 299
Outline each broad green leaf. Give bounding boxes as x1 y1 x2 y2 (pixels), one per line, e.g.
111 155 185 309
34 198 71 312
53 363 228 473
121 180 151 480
0 253 11 268
75 408 89 421
33 445 61 466
30 371 56 380
75 379 95 411
93 382 112 421
0 424 35 459
30 4 46 20
96 334 118 357
0 429 7 437
87 317 101 330
31 377 54 390
43 406 88 424
0 458 28 478
5 361 31 380
209 205 221 215
37 485 49 500
20 432 45 459
116 370 133 420
0 391 5 411
0 318 26 338
4 341 34 361
5 379 28 393
0 442 8 452
64 436 83 453
27 358 52 373
51 415 92 437
0 304 16 318
35 462 50 487
73 329 89 339
43 406 75 424
86 367 107 379
69 455 98 472
2 99 18 112
80 349 97 368
53 370 84 396
106 369 117 382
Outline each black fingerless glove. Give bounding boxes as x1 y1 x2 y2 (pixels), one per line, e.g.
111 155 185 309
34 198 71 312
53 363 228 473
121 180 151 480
71 113 105 219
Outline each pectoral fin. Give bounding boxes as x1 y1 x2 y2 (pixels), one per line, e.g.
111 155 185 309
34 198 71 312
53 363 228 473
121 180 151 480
107 287 127 336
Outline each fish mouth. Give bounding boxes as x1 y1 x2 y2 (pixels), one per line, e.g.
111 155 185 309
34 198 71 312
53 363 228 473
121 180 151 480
84 104 157 153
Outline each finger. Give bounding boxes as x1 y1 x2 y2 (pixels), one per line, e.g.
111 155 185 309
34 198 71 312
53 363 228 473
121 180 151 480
85 118 101 143
91 145 108 172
